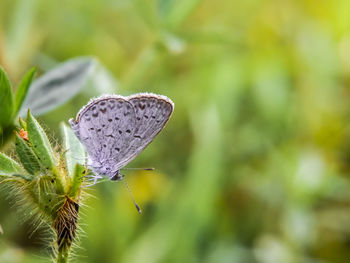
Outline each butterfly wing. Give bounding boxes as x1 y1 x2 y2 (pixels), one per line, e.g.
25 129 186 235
113 93 174 170
69 96 137 177
69 93 174 178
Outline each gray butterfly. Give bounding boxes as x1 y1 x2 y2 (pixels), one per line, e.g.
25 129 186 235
69 93 174 184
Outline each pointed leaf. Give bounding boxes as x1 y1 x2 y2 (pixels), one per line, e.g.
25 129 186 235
19 57 97 116
60 122 85 178
19 117 27 130
69 164 85 198
0 66 14 127
15 133 41 175
27 111 56 169
0 152 23 175
14 67 37 115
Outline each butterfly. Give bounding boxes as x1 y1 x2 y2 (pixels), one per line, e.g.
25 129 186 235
69 93 174 185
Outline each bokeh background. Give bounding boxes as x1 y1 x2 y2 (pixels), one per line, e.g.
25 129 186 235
2 0 350 262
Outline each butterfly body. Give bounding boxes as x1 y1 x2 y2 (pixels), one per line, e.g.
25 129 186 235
69 93 174 182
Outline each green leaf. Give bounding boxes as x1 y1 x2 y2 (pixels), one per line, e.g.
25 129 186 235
14 67 37 116
69 164 85 199
0 66 14 127
19 57 97 116
60 122 86 178
15 133 41 176
19 117 27 130
27 111 56 169
0 152 23 175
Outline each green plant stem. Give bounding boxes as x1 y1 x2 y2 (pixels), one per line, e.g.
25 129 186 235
52 166 65 194
57 249 69 263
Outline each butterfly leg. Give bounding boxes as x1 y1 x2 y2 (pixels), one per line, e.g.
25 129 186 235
81 174 103 187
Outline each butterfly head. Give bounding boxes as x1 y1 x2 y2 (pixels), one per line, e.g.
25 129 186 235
110 171 122 181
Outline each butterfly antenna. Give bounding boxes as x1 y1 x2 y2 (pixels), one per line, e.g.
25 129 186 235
121 175 142 214
122 167 155 171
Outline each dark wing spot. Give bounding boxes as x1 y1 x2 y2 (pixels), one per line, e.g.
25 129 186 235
108 119 112 122
126 129 131 133
139 102 146 110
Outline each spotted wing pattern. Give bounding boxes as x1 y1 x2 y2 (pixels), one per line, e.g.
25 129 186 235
69 93 174 179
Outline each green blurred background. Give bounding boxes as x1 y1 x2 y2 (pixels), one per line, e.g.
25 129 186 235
2 0 350 262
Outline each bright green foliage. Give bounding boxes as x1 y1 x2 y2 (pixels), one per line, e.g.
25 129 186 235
0 67 35 145
0 67 14 127
0 152 23 176
60 122 85 178
0 59 95 149
14 133 41 175
13 67 36 116
18 117 27 130
68 164 85 199
26 110 56 169
0 114 86 263
33 174 66 219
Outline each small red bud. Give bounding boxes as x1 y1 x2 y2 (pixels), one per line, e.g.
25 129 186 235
20 128 28 141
